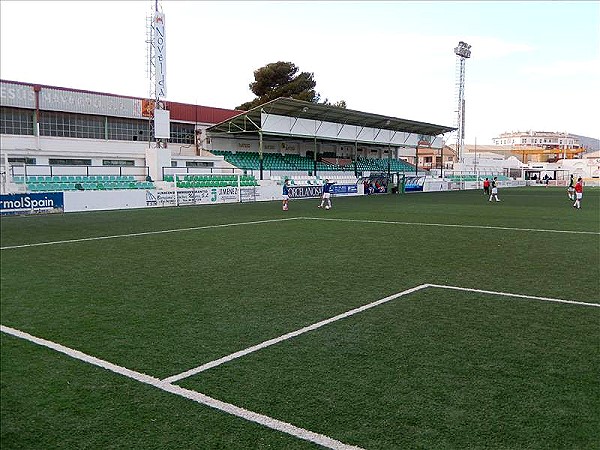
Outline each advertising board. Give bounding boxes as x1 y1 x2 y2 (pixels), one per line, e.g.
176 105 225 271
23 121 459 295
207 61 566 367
0 193 64 215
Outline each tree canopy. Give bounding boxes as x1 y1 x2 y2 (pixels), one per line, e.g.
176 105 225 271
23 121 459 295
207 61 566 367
235 61 346 111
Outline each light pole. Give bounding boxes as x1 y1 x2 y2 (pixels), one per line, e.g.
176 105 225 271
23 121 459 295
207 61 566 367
454 41 472 165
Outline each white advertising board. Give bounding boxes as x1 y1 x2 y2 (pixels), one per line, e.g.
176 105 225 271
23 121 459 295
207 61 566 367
154 109 170 139
64 190 148 212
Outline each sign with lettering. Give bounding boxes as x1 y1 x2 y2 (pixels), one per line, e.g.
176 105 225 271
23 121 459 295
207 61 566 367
0 193 64 215
288 185 323 199
0 82 35 108
150 188 238 207
39 88 142 118
1 81 143 118
331 184 358 195
154 12 167 98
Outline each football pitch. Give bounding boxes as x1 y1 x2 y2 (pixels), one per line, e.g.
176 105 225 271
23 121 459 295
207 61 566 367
1 187 599 449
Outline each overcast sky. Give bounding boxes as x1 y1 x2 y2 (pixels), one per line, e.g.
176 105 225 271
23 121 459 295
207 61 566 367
1 1 598 144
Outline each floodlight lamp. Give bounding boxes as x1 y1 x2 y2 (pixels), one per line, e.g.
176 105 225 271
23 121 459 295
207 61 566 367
454 41 471 58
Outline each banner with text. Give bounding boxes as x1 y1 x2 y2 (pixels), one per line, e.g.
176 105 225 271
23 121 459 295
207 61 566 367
0 193 64 215
288 184 358 199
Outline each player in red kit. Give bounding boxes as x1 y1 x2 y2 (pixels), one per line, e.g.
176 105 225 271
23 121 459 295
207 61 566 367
573 177 583 209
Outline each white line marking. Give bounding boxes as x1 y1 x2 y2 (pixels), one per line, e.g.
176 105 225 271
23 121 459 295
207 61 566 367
0 217 302 250
164 282 598 383
0 324 364 450
428 284 600 308
3 215 597 250
163 284 431 384
3 284 596 446
300 217 600 235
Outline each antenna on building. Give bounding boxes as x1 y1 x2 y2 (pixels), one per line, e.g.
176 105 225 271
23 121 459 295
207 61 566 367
454 41 471 163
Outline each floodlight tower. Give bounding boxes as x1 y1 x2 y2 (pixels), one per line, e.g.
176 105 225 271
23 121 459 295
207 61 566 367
454 41 471 163
145 0 168 149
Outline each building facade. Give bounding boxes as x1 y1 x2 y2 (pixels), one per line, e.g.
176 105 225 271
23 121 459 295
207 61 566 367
492 131 583 162
0 80 240 171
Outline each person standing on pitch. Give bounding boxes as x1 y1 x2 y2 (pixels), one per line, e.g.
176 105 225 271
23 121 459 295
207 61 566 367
567 174 575 201
483 177 490 196
573 177 583 209
489 177 500 202
318 179 335 209
282 179 290 210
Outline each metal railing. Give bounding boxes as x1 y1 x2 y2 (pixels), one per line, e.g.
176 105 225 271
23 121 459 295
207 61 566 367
10 164 150 180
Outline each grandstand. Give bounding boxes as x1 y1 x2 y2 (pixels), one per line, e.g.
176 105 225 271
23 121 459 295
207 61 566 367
211 150 418 174
166 174 259 188
13 175 154 192
1 80 457 210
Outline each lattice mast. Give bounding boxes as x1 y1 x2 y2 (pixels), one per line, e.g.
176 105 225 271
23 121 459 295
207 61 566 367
145 0 168 149
454 41 471 162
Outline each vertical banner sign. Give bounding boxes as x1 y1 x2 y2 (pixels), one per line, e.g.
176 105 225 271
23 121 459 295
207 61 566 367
154 12 167 98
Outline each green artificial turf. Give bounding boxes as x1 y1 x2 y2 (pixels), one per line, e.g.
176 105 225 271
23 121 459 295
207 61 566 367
1 187 599 449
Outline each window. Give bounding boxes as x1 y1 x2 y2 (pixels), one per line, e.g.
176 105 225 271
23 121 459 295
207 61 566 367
102 159 134 166
170 123 195 144
107 117 151 141
186 161 213 167
424 156 433 163
0 107 34 135
49 158 92 166
8 157 36 165
39 111 104 139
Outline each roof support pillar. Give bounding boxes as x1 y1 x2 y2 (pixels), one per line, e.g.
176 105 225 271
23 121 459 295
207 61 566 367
313 135 318 177
415 146 419 175
354 141 358 177
259 130 264 180
388 142 392 183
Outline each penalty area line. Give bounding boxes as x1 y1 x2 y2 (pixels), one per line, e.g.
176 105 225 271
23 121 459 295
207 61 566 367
428 284 600 308
0 217 302 250
163 284 431 384
0 324 364 450
164 281 598 383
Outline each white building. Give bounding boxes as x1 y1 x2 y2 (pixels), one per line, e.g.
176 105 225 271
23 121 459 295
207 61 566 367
493 130 581 150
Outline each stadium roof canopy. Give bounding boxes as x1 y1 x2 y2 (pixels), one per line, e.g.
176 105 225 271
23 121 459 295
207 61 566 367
206 97 456 140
